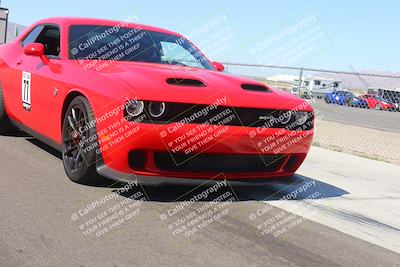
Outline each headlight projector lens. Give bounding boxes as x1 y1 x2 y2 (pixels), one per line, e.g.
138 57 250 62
148 102 166 118
295 111 308 126
279 110 292 125
126 100 144 117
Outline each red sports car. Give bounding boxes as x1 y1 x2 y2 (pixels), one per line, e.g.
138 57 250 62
0 17 314 185
358 94 396 110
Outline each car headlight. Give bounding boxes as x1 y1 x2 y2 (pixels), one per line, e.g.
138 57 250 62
295 111 309 126
148 101 166 118
125 100 144 117
278 110 292 125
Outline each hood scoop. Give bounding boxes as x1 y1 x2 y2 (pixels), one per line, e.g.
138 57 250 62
241 84 270 92
166 78 206 87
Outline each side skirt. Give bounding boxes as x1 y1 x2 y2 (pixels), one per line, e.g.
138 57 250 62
9 119 62 152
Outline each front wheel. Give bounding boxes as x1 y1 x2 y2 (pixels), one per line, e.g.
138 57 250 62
375 104 382 110
62 96 100 184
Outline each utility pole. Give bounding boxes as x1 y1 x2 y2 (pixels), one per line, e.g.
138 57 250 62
298 68 303 97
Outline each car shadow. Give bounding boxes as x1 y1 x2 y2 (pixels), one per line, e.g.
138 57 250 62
117 174 349 202
2 130 30 137
22 135 349 200
26 138 62 160
24 136 122 188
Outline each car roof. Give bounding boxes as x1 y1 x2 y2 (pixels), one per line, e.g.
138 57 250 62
33 17 182 37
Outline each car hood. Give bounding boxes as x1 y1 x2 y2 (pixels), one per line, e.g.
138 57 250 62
103 62 311 111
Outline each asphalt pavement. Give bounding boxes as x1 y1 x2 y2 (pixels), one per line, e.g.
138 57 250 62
311 99 400 133
1 134 400 266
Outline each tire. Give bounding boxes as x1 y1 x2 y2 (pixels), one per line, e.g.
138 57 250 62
61 96 100 184
0 82 17 134
375 104 381 110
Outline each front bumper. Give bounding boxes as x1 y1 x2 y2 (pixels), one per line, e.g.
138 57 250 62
96 158 298 186
95 122 313 183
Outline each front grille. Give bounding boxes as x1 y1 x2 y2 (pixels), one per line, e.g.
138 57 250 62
126 101 313 130
154 153 285 173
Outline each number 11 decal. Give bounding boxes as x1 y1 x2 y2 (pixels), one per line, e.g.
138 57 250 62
22 71 31 111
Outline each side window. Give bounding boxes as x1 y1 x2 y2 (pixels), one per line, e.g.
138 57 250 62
314 80 321 86
21 25 44 47
35 26 60 57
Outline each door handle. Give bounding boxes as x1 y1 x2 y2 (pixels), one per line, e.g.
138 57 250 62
16 60 23 66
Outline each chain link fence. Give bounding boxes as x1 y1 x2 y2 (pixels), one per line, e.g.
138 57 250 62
222 62 400 165
223 62 400 105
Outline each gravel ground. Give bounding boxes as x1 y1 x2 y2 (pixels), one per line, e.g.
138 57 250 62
313 119 400 165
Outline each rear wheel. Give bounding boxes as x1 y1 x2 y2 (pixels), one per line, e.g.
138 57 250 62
375 104 382 110
0 82 17 134
62 96 100 184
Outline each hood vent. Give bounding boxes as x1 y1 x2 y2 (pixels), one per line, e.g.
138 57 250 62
166 78 205 87
241 84 270 92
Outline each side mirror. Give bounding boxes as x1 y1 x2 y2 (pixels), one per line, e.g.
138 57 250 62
24 43 44 56
24 43 49 64
212 62 225 72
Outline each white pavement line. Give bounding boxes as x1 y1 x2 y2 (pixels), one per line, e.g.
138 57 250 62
265 146 400 254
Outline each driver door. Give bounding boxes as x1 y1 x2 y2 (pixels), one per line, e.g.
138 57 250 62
14 24 64 143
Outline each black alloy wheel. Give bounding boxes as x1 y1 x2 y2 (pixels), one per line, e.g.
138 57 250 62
62 96 99 184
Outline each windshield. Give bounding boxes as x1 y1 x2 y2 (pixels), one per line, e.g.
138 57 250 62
68 25 213 70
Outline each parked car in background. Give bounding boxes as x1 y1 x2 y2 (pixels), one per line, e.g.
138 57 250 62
358 94 397 111
325 91 368 108
368 87 400 111
346 92 369 108
324 91 349 105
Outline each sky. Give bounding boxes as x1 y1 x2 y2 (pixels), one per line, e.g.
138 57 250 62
2 0 399 73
